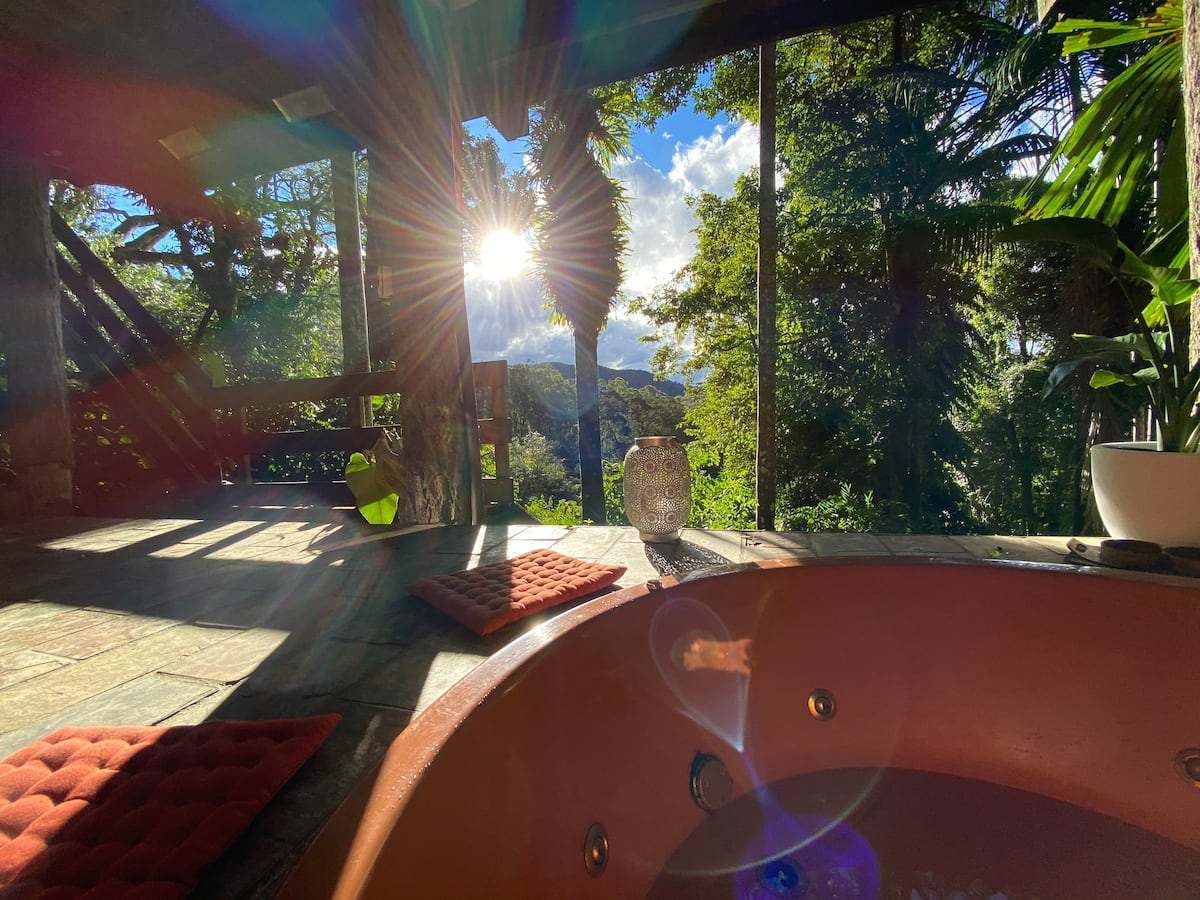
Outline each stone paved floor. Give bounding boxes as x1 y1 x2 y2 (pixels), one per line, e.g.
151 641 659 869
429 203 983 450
0 515 1081 896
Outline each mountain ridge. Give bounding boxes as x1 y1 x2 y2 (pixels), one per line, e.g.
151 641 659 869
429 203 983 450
540 362 685 397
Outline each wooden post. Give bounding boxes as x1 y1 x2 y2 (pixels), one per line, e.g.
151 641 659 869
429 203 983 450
1184 0 1200 365
756 42 778 531
0 154 74 514
362 0 478 525
331 151 372 427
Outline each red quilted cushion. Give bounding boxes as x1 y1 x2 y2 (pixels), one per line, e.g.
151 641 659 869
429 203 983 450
407 549 627 635
0 714 338 899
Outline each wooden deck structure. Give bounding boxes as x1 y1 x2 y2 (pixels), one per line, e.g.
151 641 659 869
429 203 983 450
52 208 516 510
5 0 1157 523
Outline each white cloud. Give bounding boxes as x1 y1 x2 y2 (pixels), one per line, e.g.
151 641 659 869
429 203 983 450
613 119 758 299
667 120 759 197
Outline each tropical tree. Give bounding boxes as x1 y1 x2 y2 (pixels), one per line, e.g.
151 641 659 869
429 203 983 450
529 94 629 523
109 162 344 383
637 6 1071 530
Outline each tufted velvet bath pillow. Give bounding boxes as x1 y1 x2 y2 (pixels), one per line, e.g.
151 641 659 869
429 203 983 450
407 548 627 635
0 714 339 898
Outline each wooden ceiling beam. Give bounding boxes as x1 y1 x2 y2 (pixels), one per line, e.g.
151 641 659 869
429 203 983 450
0 0 925 203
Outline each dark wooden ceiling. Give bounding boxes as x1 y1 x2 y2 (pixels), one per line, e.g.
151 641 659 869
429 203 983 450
0 0 919 211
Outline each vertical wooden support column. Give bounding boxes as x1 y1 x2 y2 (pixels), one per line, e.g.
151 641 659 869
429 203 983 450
0 155 74 514
756 42 778 531
362 162 392 368
332 151 372 427
363 1 479 525
1183 0 1200 365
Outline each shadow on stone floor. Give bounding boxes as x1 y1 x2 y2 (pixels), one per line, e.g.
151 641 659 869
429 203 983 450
643 538 733 578
0 521 580 898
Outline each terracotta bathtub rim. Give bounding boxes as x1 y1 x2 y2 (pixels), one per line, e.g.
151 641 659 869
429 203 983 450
278 556 1200 899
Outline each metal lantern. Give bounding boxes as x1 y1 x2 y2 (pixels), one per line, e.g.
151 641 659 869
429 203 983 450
622 436 691 542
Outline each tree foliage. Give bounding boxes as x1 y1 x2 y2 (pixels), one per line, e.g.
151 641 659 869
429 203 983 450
625 2 1168 533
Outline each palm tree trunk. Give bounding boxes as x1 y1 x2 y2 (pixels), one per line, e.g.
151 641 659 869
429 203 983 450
575 327 605 523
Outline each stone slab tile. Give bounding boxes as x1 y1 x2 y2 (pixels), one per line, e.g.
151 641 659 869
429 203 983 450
0 623 238 732
231 635 402 701
116 518 206 534
950 535 1066 564
329 592 513 653
550 528 624 560
479 539 562 564
744 531 815 557
156 684 239 726
173 521 273 545
342 646 485 712
199 539 320 563
0 650 67 689
512 525 570 541
144 587 265 630
0 606 116 656
809 533 890 556
618 556 663 586
0 600 73 628
0 673 215 758
0 565 78 603
34 612 176 659
1030 535 1076 558
334 553 479 608
235 523 331 550
158 627 290 683
615 526 653 543
877 534 971 556
687 529 762 552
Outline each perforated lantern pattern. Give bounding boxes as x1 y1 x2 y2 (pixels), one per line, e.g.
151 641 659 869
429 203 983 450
623 436 691 542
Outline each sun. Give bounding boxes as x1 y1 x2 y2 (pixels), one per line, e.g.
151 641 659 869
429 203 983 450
479 229 529 280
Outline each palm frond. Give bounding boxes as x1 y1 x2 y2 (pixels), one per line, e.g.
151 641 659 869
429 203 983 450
1021 0 1183 231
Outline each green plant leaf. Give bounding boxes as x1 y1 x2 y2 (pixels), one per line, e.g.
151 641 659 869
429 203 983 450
999 217 1119 266
355 493 399 525
344 451 399 525
1075 331 1154 358
1089 369 1130 388
1043 357 1092 397
1053 0 1182 52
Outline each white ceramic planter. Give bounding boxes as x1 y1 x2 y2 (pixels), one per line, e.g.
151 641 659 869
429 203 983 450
1090 441 1200 547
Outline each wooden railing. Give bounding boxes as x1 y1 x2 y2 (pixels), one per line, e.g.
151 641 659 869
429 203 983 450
210 362 514 505
473 360 514 506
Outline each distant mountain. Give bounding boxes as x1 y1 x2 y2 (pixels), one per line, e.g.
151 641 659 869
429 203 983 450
543 362 685 397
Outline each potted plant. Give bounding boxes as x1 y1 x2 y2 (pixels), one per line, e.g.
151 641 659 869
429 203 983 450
1004 216 1200 546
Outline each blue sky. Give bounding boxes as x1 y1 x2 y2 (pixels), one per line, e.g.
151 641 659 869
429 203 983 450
462 105 759 377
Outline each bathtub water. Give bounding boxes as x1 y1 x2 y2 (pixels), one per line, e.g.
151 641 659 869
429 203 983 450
279 558 1200 899
648 767 1200 898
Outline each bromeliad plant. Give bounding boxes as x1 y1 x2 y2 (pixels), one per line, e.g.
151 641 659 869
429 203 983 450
1004 216 1199 453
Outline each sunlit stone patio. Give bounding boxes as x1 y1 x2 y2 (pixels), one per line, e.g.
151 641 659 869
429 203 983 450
0 514 1083 896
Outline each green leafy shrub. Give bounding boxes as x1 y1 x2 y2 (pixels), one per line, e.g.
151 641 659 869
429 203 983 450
524 496 583 525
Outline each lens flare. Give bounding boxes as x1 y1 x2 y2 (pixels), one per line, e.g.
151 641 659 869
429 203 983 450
732 810 879 899
650 595 751 752
202 0 349 53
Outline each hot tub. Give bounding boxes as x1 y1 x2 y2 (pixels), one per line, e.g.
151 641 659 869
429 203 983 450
280 558 1200 898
